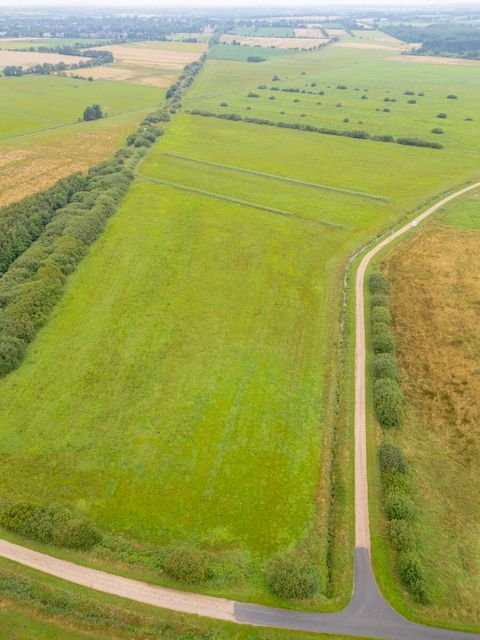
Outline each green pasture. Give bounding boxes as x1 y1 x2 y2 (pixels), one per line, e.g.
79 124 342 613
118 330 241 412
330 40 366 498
0 75 162 140
441 192 480 229
208 44 299 61
0 37 109 49
189 46 480 153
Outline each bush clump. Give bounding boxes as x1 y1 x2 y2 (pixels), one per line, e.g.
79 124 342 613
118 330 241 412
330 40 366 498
368 271 388 295
163 547 209 584
0 336 27 376
385 491 414 520
371 306 391 325
431 127 444 134
52 519 102 550
382 470 410 493
267 554 321 600
398 552 430 603
370 293 388 308
379 442 408 474
374 377 403 427
373 353 398 380
390 519 415 551
372 327 396 355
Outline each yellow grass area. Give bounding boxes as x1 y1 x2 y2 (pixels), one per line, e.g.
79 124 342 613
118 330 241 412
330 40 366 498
325 29 349 37
220 34 328 49
71 42 205 87
386 225 480 623
0 113 144 207
390 54 480 66
0 50 89 69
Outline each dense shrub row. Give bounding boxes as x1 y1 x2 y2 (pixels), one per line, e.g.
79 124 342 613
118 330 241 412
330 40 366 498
0 173 86 277
188 110 443 149
0 502 102 550
0 155 133 377
3 49 113 77
369 271 431 604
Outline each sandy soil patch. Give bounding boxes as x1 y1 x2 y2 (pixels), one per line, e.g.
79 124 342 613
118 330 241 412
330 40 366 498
326 29 349 37
97 45 202 69
220 34 328 49
0 50 89 69
390 54 480 66
294 28 327 39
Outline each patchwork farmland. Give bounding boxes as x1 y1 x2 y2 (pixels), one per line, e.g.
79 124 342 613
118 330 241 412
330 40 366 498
0 8 480 639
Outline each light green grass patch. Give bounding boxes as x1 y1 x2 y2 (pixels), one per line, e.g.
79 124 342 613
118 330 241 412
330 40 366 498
208 44 299 61
441 193 480 229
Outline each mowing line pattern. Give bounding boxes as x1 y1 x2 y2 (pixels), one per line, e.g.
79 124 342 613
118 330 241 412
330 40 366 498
138 174 347 229
164 151 389 202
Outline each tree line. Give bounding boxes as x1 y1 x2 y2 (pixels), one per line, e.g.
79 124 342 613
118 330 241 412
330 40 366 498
188 109 444 149
2 49 114 77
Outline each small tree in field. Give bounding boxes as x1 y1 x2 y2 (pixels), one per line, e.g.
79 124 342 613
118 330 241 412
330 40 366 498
83 104 103 121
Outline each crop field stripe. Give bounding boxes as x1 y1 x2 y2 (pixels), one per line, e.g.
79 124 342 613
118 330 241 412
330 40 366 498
163 152 389 202
138 174 346 229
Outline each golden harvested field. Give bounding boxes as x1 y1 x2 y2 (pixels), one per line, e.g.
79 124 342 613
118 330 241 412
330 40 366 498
68 65 173 88
0 49 89 68
97 44 203 69
334 41 412 51
294 28 327 38
0 112 145 207
219 34 328 49
391 54 480 66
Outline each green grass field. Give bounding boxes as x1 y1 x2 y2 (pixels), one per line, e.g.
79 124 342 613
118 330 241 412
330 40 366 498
0 37 109 49
441 191 480 229
0 75 161 140
1 38 480 617
191 46 480 153
208 43 299 61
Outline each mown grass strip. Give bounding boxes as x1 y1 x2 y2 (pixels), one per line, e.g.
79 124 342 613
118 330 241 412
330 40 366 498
164 151 389 203
139 174 347 229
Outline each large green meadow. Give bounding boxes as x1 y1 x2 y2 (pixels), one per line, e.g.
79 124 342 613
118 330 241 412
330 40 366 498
1 40 480 613
0 75 161 140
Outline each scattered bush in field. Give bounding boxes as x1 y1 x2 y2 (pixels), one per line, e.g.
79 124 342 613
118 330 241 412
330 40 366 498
431 127 444 134
372 323 396 354
465 116 473 121
373 353 398 380
371 293 388 308
269 95 276 100
336 103 342 107
436 113 447 118
383 108 391 112
369 271 388 295
247 92 260 98
343 117 350 123
418 92 425 96
407 99 417 104
398 552 431 603
257 84 267 89
319 90 325 95
83 103 103 121
390 520 415 551
163 547 209 584
267 554 321 600
446 94 458 99
385 491 414 520
382 470 410 494
220 102 228 107
247 56 266 63
372 306 391 325
52 519 102 550
272 75 280 81
293 99 300 103
361 95 368 100
337 84 347 89
374 377 403 427
397 138 443 149
404 90 415 95
379 443 408 474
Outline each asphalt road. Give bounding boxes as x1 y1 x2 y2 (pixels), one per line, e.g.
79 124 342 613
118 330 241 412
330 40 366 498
1 181 480 639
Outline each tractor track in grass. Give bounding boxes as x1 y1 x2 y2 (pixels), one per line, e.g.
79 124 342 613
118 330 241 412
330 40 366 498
1 182 480 640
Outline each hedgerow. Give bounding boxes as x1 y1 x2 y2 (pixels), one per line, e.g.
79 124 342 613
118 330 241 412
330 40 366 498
163 547 210 584
379 443 408 474
373 353 398 380
374 378 403 427
385 491 415 520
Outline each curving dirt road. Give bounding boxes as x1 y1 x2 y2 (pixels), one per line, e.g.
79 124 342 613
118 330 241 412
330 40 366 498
2 181 480 639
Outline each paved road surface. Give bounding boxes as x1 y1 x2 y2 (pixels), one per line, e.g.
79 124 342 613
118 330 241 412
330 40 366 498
2 181 480 639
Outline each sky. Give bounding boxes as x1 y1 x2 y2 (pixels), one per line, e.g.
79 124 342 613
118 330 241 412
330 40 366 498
0 0 476 6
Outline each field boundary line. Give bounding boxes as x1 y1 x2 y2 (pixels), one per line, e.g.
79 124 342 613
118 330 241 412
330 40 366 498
138 173 347 229
164 151 389 202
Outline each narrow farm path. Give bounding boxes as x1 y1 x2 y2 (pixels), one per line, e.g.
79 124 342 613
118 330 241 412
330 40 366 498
1 181 480 640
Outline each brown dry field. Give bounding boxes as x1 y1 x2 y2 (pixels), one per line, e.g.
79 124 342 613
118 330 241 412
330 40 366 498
0 113 144 207
0 50 89 68
68 65 173 88
294 27 326 39
385 224 480 622
220 34 328 49
390 54 480 66
97 45 202 69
